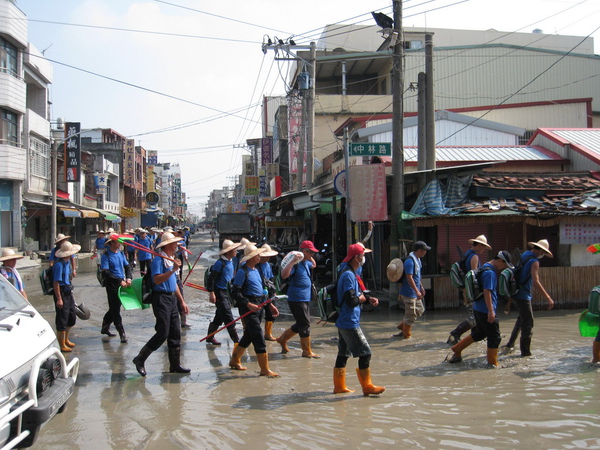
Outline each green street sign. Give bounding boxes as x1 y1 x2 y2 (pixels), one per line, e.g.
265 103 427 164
349 142 392 156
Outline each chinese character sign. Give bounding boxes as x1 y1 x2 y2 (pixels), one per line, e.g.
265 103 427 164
245 176 259 196
288 96 303 174
261 137 273 165
64 122 81 182
349 142 391 157
94 173 108 195
147 150 158 165
348 164 388 222
124 139 135 187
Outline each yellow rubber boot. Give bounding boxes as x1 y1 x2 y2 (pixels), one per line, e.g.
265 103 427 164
229 343 247 370
256 352 278 377
57 331 72 352
264 321 276 341
300 336 319 358
356 368 385 396
65 327 76 347
592 341 600 364
276 328 297 353
448 335 475 363
403 323 412 339
333 368 355 394
487 348 499 367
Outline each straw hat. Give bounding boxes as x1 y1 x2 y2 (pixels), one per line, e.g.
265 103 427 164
0 248 24 262
107 228 115 233
219 239 241 255
386 258 404 282
528 239 553 257
54 233 71 244
55 241 81 258
97 230 106 235
260 243 279 257
240 244 266 264
238 237 256 251
468 235 492 249
155 232 183 249
105 233 121 244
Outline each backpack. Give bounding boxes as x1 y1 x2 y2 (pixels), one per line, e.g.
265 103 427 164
464 266 492 302
141 269 153 304
498 254 536 298
317 268 352 323
450 249 474 288
204 261 223 291
39 266 54 296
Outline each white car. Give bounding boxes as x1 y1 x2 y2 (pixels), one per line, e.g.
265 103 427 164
0 274 79 449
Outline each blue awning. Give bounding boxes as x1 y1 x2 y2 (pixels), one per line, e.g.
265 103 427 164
60 208 81 218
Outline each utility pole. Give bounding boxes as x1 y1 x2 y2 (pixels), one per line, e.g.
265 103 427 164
425 33 436 180
306 41 316 189
390 0 404 304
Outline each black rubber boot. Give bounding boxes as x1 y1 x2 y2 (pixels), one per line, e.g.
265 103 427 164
101 319 116 337
116 324 128 343
227 325 240 344
448 320 471 344
205 323 221 345
169 346 191 373
520 337 532 357
132 345 153 377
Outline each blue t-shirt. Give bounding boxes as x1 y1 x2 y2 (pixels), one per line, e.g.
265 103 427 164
52 259 71 286
286 260 313 302
151 256 177 293
233 265 264 297
1 268 24 291
258 261 274 280
213 257 235 290
513 250 537 301
95 237 107 251
335 268 361 329
399 253 421 298
338 261 363 277
464 249 478 271
136 236 153 261
101 249 129 279
473 263 498 314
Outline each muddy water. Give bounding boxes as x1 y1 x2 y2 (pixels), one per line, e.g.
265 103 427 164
20 235 599 449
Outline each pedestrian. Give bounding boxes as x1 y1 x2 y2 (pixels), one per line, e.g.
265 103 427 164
135 229 153 276
592 329 600 364
258 243 279 341
233 237 255 272
210 228 216 243
125 229 137 269
205 239 242 345
228 244 279 377
276 240 320 358
447 235 492 345
501 239 555 357
132 232 190 376
396 241 431 339
0 248 27 299
92 230 107 267
447 250 514 367
100 234 133 343
333 243 385 396
52 240 81 352
175 229 189 278
50 234 77 278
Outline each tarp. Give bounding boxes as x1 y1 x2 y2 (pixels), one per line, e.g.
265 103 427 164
410 175 472 216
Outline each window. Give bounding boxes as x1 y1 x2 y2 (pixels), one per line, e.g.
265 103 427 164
30 136 50 178
0 108 18 145
0 37 17 77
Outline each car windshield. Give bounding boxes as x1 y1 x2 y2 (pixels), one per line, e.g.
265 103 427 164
0 275 29 321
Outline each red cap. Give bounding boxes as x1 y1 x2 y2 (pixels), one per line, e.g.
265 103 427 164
300 240 318 252
342 243 365 262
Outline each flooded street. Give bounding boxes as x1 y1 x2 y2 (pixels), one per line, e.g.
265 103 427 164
18 233 599 449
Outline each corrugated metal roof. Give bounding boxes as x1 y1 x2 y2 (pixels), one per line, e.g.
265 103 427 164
547 129 600 156
403 146 559 162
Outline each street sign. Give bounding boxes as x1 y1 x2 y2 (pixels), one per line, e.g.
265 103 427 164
349 142 391 157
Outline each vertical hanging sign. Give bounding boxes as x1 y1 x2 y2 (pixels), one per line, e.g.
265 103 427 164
64 122 81 182
124 139 135 187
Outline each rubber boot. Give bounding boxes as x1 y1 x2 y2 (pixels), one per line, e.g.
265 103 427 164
355 368 385 396
256 352 278 377
276 328 297 353
333 368 355 394
448 319 471 345
394 321 404 337
180 313 191 329
487 348 499 367
168 346 191 373
65 327 76 347
264 321 276 341
227 325 240 344
132 345 154 377
448 335 475 363
300 336 320 358
229 343 247 370
116 324 128 344
57 331 72 352
592 341 600 364
205 323 221 346
520 337 532 357
403 323 412 339
101 320 116 337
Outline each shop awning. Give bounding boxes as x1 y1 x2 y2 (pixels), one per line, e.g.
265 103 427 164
57 189 70 200
79 209 100 218
59 207 81 218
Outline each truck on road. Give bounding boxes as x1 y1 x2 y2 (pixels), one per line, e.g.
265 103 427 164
216 213 253 247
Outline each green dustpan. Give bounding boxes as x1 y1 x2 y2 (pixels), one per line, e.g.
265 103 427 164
578 310 599 337
118 278 150 310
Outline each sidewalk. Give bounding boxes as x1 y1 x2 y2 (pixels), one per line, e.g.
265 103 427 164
14 251 94 271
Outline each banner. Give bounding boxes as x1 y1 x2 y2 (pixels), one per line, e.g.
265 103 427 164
64 122 81 182
261 137 273 165
124 139 135 187
348 164 388 222
94 173 108 195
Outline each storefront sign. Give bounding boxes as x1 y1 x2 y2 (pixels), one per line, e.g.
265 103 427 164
64 122 81 182
124 139 135 187
349 164 388 222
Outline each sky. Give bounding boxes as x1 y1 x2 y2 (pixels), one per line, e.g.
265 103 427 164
16 0 600 218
